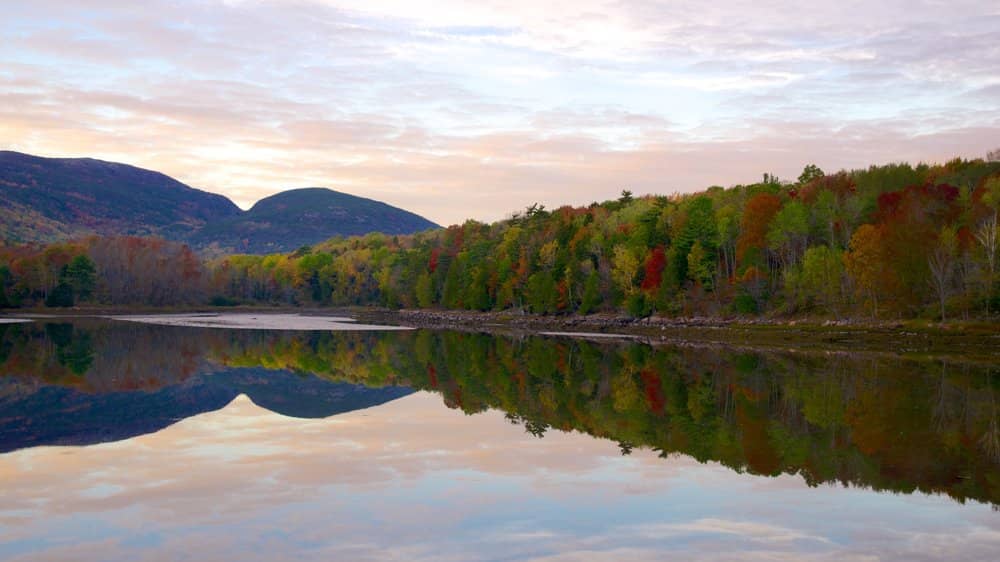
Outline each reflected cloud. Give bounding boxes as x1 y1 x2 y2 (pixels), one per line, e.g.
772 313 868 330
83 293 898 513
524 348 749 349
627 518 833 544
2 392 998 561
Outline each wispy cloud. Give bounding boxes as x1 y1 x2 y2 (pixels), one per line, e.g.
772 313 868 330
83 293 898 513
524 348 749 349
1 0 998 225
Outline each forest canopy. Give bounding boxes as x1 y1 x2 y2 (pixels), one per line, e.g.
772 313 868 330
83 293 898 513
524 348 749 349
3 155 1000 321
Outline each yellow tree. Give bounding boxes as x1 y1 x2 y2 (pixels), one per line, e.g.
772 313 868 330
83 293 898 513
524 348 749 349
611 245 639 294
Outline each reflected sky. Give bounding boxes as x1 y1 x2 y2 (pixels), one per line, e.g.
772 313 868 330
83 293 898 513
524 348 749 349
1 392 997 562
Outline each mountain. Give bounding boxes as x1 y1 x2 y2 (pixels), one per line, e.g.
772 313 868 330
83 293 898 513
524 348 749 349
189 187 440 254
0 151 439 253
0 151 241 243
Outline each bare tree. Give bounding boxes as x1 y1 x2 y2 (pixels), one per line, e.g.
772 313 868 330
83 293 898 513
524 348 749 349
975 211 999 313
928 227 957 321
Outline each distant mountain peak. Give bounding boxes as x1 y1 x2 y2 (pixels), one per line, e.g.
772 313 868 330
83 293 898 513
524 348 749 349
0 151 439 253
192 185 438 254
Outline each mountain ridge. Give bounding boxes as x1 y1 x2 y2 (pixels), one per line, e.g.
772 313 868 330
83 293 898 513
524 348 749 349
0 150 439 253
190 186 439 254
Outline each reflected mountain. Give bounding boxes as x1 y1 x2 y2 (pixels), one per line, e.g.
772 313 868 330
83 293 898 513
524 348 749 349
1 319 998 506
0 370 412 453
0 321 412 452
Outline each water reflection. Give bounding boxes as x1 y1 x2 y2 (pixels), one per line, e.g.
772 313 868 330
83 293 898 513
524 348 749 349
0 321 412 451
2 391 998 561
1 318 997 508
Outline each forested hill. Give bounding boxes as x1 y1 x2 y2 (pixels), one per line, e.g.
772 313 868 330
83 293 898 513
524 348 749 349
0 151 241 242
3 155 1000 322
188 188 439 254
0 151 439 253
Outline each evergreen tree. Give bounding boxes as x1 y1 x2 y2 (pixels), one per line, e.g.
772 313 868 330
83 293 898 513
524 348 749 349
45 282 74 308
62 255 96 301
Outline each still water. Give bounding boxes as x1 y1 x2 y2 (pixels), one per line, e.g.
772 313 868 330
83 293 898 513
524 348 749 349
1 317 998 561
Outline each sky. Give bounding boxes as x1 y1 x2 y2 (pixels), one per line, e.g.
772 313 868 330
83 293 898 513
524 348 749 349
1 0 999 226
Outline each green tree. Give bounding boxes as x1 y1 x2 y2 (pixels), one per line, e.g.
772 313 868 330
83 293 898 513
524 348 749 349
526 272 557 314
798 245 845 315
672 196 718 286
45 282 74 308
686 241 713 288
767 200 809 268
578 271 601 314
415 272 435 308
465 267 492 311
625 291 652 318
0 265 11 308
798 164 825 185
441 259 463 308
62 255 96 301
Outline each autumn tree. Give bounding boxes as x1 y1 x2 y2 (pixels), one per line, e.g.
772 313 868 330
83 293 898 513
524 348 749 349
640 247 667 292
611 245 639 295
4 156 998 320
737 193 782 272
844 224 893 318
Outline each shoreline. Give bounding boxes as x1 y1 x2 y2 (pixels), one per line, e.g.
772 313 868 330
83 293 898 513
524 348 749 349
6 305 1000 359
354 308 1000 360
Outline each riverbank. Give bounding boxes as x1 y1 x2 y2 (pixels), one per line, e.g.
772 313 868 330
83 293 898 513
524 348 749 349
352 308 1000 361
6 305 1000 360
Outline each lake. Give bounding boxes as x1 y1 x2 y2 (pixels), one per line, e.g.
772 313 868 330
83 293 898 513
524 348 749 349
1 316 998 561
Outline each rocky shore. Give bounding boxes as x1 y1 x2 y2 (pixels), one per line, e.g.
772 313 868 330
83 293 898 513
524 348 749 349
352 308 1000 360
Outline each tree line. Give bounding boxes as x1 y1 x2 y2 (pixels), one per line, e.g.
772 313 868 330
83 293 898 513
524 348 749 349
2 155 1000 320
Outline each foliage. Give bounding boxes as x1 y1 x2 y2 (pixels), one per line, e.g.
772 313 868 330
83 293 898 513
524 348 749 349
3 156 1000 320
44 282 74 308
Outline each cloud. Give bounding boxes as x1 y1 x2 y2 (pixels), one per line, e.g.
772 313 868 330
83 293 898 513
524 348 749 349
1 0 998 225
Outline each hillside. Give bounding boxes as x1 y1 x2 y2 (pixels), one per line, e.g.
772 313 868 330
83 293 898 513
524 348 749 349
4 155 1000 321
0 151 241 243
190 188 439 254
198 157 1000 319
0 151 438 252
